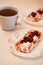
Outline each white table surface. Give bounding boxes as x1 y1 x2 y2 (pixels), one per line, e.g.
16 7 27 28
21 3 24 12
0 0 43 65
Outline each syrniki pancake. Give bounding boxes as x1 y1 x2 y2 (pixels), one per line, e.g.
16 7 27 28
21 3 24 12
14 30 43 53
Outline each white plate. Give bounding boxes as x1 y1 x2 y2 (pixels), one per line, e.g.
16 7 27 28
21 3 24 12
8 29 43 58
22 9 43 27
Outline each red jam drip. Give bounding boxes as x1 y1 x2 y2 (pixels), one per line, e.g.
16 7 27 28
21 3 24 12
20 31 40 43
37 10 43 14
31 12 36 17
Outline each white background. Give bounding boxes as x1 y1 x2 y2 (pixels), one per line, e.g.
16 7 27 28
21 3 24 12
0 0 43 65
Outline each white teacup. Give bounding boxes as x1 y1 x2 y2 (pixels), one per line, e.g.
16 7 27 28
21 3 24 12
0 7 18 31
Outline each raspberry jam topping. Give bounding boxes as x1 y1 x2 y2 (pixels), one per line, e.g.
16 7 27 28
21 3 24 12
20 31 40 43
33 31 40 36
37 10 43 14
31 12 37 17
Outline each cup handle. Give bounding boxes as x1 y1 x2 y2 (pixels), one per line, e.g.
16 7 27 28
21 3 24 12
16 15 22 25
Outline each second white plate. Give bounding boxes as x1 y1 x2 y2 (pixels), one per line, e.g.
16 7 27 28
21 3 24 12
22 9 43 27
